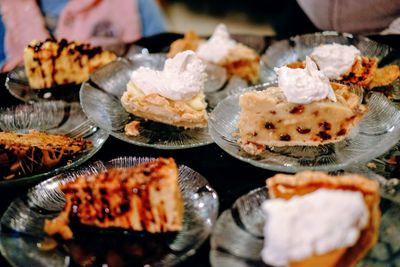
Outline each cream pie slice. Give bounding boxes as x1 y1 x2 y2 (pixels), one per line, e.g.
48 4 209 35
168 24 260 84
121 51 208 129
24 39 116 89
263 171 380 267
238 57 367 155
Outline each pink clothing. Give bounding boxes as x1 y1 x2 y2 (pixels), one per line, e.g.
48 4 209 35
297 0 400 34
0 0 142 71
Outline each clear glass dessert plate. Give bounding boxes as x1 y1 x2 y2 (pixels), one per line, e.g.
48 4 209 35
80 54 254 149
0 101 108 186
260 31 400 100
5 44 146 103
209 82 400 173
210 168 400 267
0 156 219 267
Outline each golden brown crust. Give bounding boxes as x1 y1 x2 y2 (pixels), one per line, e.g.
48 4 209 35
267 171 380 267
368 65 400 89
44 158 184 240
0 131 91 180
342 57 378 87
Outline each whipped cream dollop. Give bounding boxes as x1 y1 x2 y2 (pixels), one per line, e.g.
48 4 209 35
196 24 237 63
130 51 207 101
310 43 361 79
275 56 336 104
261 189 369 266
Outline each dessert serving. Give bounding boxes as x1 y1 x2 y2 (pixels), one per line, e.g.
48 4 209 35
287 43 399 89
238 57 367 155
44 157 184 240
24 39 116 89
168 24 260 84
262 171 380 267
0 131 92 180
121 50 208 129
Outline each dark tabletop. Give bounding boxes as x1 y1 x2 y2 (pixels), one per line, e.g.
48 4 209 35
0 33 398 267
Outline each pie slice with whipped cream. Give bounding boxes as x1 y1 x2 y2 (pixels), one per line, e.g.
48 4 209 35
288 43 399 89
121 51 208 129
168 24 260 84
238 57 367 155
262 171 380 267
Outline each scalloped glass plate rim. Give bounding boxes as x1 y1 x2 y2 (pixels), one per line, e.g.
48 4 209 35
79 85 214 150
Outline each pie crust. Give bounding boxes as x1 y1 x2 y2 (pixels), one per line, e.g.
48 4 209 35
267 171 380 267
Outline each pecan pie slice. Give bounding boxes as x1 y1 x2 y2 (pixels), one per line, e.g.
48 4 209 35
266 171 380 267
44 158 184 240
0 131 91 180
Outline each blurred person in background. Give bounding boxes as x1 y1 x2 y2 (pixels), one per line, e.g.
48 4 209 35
0 0 167 71
297 0 400 35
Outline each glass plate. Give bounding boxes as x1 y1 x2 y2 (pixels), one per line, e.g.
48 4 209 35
0 156 219 267
210 171 400 267
209 82 400 173
80 54 251 149
0 101 108 186
260 31 400 100
5 44 147 103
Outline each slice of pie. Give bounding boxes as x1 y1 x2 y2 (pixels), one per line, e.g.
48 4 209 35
288 55 399 89
265 171 380 267
121 50 208 129
238 83 367 154
24 39 117 89
0 131 91 180
44 157 184 240
167 24 260 84
121 82 208 129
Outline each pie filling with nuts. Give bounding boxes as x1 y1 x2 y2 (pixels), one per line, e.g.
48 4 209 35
263 171 380 267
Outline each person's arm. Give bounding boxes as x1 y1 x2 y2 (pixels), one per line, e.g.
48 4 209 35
138 0 167 37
